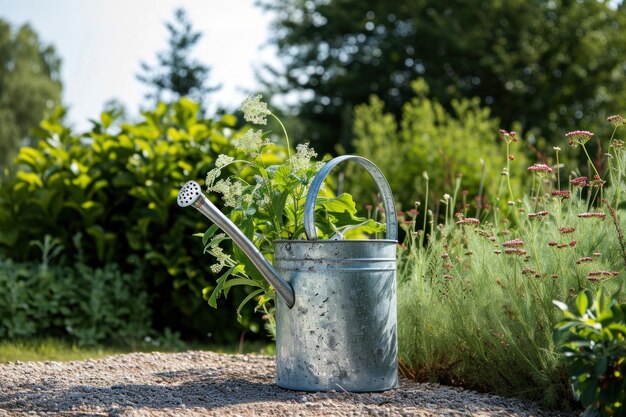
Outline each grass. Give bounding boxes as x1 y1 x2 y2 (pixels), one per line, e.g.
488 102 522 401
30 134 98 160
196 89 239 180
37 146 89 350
0 337 276 363
396 123 626 410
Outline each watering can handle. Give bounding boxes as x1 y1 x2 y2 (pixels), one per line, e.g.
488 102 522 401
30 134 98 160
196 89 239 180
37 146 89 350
304 155 397 241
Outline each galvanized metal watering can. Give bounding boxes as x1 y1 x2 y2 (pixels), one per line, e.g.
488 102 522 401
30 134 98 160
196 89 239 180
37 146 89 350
177 155 398 392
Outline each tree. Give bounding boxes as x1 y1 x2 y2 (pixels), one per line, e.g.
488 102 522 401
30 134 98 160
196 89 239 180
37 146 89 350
259 0 626 154
0 20 62 169
137 8 220 108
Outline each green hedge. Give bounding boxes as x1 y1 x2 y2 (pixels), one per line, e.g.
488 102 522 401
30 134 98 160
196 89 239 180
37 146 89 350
0 99 261 342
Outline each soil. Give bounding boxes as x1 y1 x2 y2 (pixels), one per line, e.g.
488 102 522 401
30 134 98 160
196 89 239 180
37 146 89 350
0 351 577 416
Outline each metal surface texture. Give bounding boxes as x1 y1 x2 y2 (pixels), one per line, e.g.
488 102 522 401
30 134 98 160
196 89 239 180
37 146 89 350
304 155 397 241
177 181 295 308
274 239 398 392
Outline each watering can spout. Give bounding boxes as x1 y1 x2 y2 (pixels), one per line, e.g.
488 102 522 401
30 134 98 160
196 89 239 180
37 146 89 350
177 181 295 308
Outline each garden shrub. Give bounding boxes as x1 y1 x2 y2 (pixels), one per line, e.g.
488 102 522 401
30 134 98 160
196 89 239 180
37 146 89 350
350 78 528 211
554 290 626 416
396 118 626 409
0 235 150 346
0 99 263 341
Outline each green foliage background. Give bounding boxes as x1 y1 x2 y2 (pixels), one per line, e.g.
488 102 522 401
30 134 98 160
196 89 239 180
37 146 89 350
0 19 62 169
349 79 527 211
259 0 626 154
0 99 260 343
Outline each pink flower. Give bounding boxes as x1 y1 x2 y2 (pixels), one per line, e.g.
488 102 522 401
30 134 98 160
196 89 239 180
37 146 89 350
577 212 606 219
551 190 570 199
570 176 588 187
456 217 481 226
528 211 549 218
503 238 524 247
527 164 553 173
565 130 594 147
559 227 576 234
607 115 625 127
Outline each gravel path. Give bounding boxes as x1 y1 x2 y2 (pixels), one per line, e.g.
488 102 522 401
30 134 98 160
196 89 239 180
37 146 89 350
0 351 576 416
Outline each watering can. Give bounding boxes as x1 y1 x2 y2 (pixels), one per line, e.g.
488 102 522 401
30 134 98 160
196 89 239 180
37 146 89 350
177 155 398 392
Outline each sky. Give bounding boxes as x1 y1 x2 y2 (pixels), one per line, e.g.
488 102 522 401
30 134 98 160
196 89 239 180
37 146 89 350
0 0 279 129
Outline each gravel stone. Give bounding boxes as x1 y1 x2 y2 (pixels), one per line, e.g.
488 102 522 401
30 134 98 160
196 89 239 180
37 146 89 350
0 351 576 416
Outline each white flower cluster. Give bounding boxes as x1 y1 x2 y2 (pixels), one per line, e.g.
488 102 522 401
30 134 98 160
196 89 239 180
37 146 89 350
240 95 271 125
291 143 317 174
237 129 266 156
215 154 234 168
208 245 233 274
211 178 244 208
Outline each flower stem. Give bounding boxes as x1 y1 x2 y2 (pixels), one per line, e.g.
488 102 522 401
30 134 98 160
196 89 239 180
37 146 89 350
271 113 291 160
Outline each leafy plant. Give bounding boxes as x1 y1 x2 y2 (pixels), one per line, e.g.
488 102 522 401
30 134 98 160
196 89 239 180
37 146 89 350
350 79 528 211
0 235 151 346
0 99 257 340
553 290 626 416
199 95 384 329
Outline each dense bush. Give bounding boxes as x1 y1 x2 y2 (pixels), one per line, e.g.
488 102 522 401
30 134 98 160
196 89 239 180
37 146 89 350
0 99 261 341
554 290 626 416
0 235 150 345
350 79 528 211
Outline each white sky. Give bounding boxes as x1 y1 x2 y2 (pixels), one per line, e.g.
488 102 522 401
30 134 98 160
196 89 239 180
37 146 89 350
0 0 279 130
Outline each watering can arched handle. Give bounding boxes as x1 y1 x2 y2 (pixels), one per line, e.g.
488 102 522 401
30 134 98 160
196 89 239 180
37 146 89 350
304 155 397 241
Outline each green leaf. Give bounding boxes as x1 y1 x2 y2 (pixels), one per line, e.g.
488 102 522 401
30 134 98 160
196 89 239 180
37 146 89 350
576 291 590 316
236 289 264 323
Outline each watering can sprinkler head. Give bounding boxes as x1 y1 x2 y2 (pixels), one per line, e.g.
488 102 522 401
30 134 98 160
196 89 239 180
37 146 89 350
177 181 296 308
177 181 203 208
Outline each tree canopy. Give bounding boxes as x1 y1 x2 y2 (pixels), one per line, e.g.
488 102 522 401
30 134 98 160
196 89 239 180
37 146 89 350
0 20 62 169
259 0 626 153
137 8 220 109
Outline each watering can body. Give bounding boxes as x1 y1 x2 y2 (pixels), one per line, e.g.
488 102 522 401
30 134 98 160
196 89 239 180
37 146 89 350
178 155 398 392
274 239 397 391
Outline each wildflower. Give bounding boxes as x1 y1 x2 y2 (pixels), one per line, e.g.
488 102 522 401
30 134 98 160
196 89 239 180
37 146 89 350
365 204 373 211
577 212 607 219
565 130 593 147
559 227 576 234
443 193 451 201
508 155 515 160
240 95 271 125
527 164 553 173
522 268 537 276
553 146 561 151
607 114 625 127
570 176 588 187
611 140 624 150
215 154 234 168
592 252 602 257
206 167 222 189
588 271 619 277
502 238 524 247
398 211 406 217
443 274 453 280
291 143 317 173
211 178 244 207
237 129 265 156
504 248 527 255
442 253 449 259
569 240 577 247
499 129 519 143
551 190 570 199
548 242 557 247
408 209 419 218
576 257 594 264
456 218 480 226
528 211 549 218
494 250 502 255
589 175 606 188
